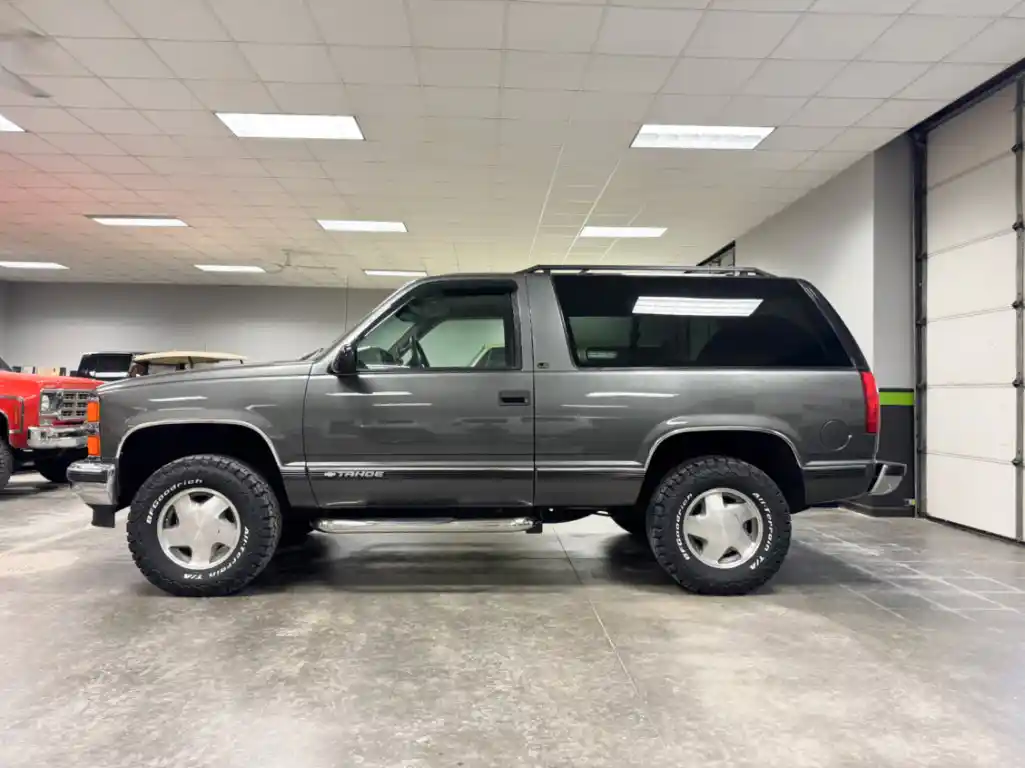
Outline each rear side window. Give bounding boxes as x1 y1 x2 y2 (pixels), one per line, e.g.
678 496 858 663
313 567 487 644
551 275 852 369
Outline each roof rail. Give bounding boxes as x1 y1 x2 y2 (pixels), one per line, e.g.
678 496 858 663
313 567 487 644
517 264 774 277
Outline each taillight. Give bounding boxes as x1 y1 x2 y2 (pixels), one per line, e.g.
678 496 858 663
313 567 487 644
860 371 879 435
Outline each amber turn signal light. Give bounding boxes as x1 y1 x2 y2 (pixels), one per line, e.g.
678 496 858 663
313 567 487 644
87 435 100 457
86 400 100 423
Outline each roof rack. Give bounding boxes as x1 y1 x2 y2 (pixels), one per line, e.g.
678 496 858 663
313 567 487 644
517 264 774 277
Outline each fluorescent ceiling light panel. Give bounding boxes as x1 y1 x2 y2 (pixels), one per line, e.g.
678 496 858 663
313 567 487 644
0 114 24 132
632 124 774 150
633 296 763 318
0 261 67 270
90 216 187 227
319 220 408 233
216 113 364 140
195 264 266 273
364 269 426 278
580 226 666 239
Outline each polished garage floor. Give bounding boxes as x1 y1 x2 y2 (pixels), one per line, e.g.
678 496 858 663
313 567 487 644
2 475 1025 768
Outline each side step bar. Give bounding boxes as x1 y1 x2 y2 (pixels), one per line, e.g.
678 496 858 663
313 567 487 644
313 517 540 534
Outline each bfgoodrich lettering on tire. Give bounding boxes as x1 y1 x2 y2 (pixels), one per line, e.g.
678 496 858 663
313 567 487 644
127 454 281 597
647 456 792 596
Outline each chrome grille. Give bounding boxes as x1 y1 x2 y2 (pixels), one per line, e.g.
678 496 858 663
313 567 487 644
59 390 92 421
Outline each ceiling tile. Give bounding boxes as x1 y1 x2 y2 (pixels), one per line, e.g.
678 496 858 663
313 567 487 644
595 7 702 57
108 134 189 157
743 60 846 96
68 108 163 135
712 0 812 7
188 80 278 112
150 41 257 80
798 150 863 171
501 89 578 121
947 19 1025 64
20 153 93 173
418 49 501 88
860 16 992 62
209 0 320 44
15 0 134 38
821 62 930 98
824 126 903 152
645 94 730 122
38 133 126 155
331 47 419 85
109 0 229 41
424 87 501 118
717 96 807 125
27 77 128 109
507 3 604 52
662 58 760 95
0 106 91 133
142 110 234 136
407 0 504 49
105 79 202 110
897 63 1003 100
240 43 336 83
772 14 895 60
572 91 652 121
910 0 1018 13
787 97 883 127
583 55 675 93
308 0 411 46
346 84 425 116
60 38 173 78
503 53 589 90
684 11 800 58
756 126 844 150
811 0 914 10
268 82 352 114
0 133 65 154
857 99 947 127
0 38 89 77
80 155 152 174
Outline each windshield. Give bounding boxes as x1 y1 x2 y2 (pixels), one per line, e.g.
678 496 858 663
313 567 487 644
316 284 410 359
0 355 10 372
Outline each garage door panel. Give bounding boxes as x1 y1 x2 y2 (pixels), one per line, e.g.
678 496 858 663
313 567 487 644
925 387 1015 462
926 232 1016 319
926 309 1016 386
927 157 1016 254
926 455 1016 539
928 84 1015 188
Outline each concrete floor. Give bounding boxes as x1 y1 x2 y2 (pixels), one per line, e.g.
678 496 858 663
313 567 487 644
2 475 1025 768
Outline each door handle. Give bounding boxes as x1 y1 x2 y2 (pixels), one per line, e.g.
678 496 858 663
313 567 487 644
499 390 531 405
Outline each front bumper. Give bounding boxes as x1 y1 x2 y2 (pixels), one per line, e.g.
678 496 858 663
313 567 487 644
68 459 118 527
27 425 89 450
868 461 906 496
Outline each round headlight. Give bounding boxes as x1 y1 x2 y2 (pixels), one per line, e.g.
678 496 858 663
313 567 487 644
39 394 52 412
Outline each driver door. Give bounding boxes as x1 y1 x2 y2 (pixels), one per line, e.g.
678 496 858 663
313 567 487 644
303 277 535 510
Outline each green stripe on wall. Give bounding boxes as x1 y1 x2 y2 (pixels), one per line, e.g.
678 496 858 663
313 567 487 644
879 390 915 407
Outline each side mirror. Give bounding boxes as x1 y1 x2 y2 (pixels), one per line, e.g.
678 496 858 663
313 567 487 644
332 345 358 376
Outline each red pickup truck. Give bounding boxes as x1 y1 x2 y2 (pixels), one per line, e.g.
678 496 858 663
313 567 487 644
0 355 101 490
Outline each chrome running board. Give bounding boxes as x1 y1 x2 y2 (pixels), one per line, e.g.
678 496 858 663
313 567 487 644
313 517 538 534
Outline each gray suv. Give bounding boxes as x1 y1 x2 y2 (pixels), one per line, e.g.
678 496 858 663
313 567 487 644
68 265 903 597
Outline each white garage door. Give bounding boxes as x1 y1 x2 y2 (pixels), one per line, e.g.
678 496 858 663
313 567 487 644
924 83 1021 540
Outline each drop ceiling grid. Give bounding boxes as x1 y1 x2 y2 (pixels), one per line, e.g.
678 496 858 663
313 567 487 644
0 0 1018 284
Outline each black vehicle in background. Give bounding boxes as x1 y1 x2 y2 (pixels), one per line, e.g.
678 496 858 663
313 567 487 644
75 352 146 383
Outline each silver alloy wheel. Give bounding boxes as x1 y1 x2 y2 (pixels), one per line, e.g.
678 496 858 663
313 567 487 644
680 487 764 569
156 488 241 570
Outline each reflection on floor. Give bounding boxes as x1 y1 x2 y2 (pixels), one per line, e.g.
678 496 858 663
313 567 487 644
2 472 1024 767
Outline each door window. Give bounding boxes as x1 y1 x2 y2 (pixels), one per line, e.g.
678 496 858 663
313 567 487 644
356 286 518 371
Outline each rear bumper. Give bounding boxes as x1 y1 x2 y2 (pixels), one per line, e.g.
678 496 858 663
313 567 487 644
67 459 118 527
27 425 89 450
868 461 906 496
802 459 907 507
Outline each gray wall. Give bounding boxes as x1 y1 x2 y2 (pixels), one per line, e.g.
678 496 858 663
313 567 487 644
0 281 8 360
1 282 391 372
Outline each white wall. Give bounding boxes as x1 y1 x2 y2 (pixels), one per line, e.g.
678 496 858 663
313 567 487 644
735 138 914 387
1 282 391 371
0 281 9 359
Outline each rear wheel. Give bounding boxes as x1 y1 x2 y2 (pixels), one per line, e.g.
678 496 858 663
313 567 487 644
35 452 80 485
127 454 281 597
0 440 12 491
647 456 791 596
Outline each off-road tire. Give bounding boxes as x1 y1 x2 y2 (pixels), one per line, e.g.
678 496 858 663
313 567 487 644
648 456 791 596
0 439 12 491
607 506 647 539
34 452 78 485
127 454 281 597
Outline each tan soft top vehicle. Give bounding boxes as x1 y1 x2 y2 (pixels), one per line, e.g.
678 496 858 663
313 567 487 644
128 351 246 377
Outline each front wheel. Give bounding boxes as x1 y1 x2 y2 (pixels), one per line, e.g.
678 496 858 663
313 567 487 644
0 440 12 491
127 455 281 597
647 456 791 596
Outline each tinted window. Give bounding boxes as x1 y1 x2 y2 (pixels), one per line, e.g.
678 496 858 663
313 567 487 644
552 275 851 369
357 286 517 371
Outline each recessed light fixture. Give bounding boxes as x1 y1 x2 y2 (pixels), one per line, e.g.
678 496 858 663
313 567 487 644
89 216 188 227
0 114 24 132
195 264 266 273
319 220 408 233
364 269 426 278
580 226 666 239
0 261 67 270
631 124 775 150
216 113 364 140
